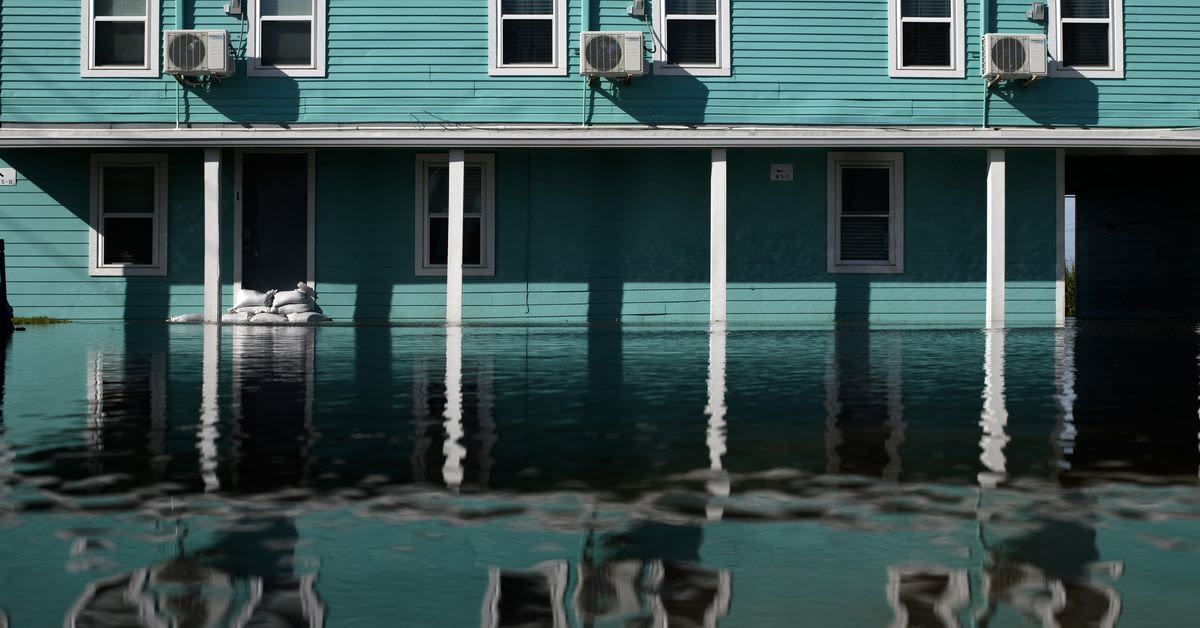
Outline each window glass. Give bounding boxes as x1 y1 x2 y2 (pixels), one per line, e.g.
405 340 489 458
902 23 950 66
840 217 890 262
261 21 313 65
94 22 145 66
1063 23 1110 67
1062 0 1109 19
94 0 146 16
828 154 902 273
261 0 312 16
666 0 717 14
423 162 488 270
103 166 156 212
103 217 154 265
503 21 553 65
841 168 891 215
666 21 717 65
900 0 950 17
501 0 553 13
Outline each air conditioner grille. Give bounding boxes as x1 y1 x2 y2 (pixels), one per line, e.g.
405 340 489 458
168 33 207 71
579 31 645 77
990 38 1026 74
585 35 624 73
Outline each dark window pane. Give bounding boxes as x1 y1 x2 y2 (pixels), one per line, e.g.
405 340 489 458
502 19 553 64
841 168 891 215
464 217 482 266
666 0 718 15
429 217 448 265
902 23 951 66
465 166 484 214
95 0 146 16
667 20 717 65
901 0 950 17
103 166 156 213
427 164 484 214
103 217 154 265
95 21 145 66
261 0 312 16
1063 23 1110 67
840 217 891 262
1062 0 1109 19
261 21 312 66
501 0 553 14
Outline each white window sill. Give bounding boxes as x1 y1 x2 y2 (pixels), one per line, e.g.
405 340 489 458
247 64 326 78
828 264 904 275
81 67 160 79
653 63 731 77
489 65 568 77
889 66 965 79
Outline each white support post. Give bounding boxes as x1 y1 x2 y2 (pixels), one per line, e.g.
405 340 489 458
1055 149 1066 327
986 149 1006 328
710 149 728 323
446 149 465 325
203 148 222 323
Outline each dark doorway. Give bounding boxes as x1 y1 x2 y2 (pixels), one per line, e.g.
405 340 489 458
240 152 311 292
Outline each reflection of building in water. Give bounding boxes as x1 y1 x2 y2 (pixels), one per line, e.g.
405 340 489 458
230 326 316 491
978 329 1008 488
486 523 731 628
410 330 495 489
886 566 968 628
825 330 906 479
86 348 167 478
66 517 324 628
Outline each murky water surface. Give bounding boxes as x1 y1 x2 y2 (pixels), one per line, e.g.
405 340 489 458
1 323 1198 627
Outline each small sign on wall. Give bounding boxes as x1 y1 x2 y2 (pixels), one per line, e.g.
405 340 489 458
0 168 15 186
770 163 793 182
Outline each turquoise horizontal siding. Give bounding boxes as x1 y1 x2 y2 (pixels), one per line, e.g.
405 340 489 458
0 1 1196 127
1 147 1056 324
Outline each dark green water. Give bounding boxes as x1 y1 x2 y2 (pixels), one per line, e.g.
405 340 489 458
0 323 1198 626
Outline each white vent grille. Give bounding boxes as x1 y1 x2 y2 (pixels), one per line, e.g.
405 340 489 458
164 30 233 77
580 31 645 78
982 33 1047 80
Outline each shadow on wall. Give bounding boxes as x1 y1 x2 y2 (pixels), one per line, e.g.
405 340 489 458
992 79 1099 127
587 74 710 126
184 65 301 125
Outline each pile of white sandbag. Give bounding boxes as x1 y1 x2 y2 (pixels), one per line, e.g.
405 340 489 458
223 282 331 324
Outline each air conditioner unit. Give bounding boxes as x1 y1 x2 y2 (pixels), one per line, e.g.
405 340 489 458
164 30 233 77
580 31 645 78
982 33 1047 80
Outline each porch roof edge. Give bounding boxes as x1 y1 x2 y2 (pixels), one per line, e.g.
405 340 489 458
3 124 1200 148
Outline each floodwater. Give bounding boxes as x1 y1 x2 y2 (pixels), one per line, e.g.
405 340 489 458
0 322 1198 627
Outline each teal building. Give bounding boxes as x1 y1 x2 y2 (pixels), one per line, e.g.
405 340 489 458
1 0 1189 325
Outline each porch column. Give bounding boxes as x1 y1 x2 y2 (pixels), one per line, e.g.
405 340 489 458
203 148 222 323
986 148 1006 328
1055 149 1067 327
446 149 466 325
710 149 728 323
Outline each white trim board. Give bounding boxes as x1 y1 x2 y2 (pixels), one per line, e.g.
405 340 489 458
232 149 317 297
887 0 966 78
10 125 1200 148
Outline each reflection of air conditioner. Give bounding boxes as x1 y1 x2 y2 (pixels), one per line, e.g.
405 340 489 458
982 33 1047 80
580 31 645 78
164 30 233 77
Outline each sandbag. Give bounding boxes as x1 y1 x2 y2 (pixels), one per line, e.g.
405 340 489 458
166 313 204 323
231 289 269 312
272 290 314 308
296 282 317 298
222 312 252 324
249 312 288 324
287 312 330 323
275 302 322 316
236 305 274 315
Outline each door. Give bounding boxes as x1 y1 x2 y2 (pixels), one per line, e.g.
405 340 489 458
240 152 311 292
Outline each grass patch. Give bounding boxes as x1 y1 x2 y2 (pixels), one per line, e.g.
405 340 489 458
12 316 71 326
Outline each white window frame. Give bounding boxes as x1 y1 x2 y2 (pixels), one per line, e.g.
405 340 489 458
652 0 732 77
80 0 161 78
887 0 965 78
487 0 568 76
827 152 904 274
89 154 169 277
414 154 496 277
247 0 327 77
1048 0 1124 78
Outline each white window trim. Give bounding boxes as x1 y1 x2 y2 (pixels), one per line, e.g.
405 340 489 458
80 0 161 78
1048 0 1125 78
651 0 732 77
487 0 568 76
247 0 327 78
827 152 905 274
414 153 496 277
89 154 169 277
887 0 965 78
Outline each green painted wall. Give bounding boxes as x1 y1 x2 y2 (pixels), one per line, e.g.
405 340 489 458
1 147 1057 325
0 1 1193 127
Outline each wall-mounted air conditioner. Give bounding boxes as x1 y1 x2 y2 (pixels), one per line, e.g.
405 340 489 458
164 30 234 77
982 33 1047 81
580 31 645 78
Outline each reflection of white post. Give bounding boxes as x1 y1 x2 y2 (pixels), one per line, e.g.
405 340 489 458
203 148 222 323
705 323 729 521
710 149 728 324
199 324 221 491
1055 149 1066 327
986 149 1006 329
1053 326 1077 471
446 149 465 325
442 326 465 489
979 330 1009 488
883 335 906 482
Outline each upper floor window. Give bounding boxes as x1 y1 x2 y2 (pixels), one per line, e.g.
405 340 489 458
887 0 965 77
488 0 567 75
414 154 496 276
827 152 904 274
1049 0 1124 78
248 0 327 77
652 0 732 76
80 0 161 77
89 154 169 276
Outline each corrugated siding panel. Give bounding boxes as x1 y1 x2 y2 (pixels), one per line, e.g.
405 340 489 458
0 1 1196 126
